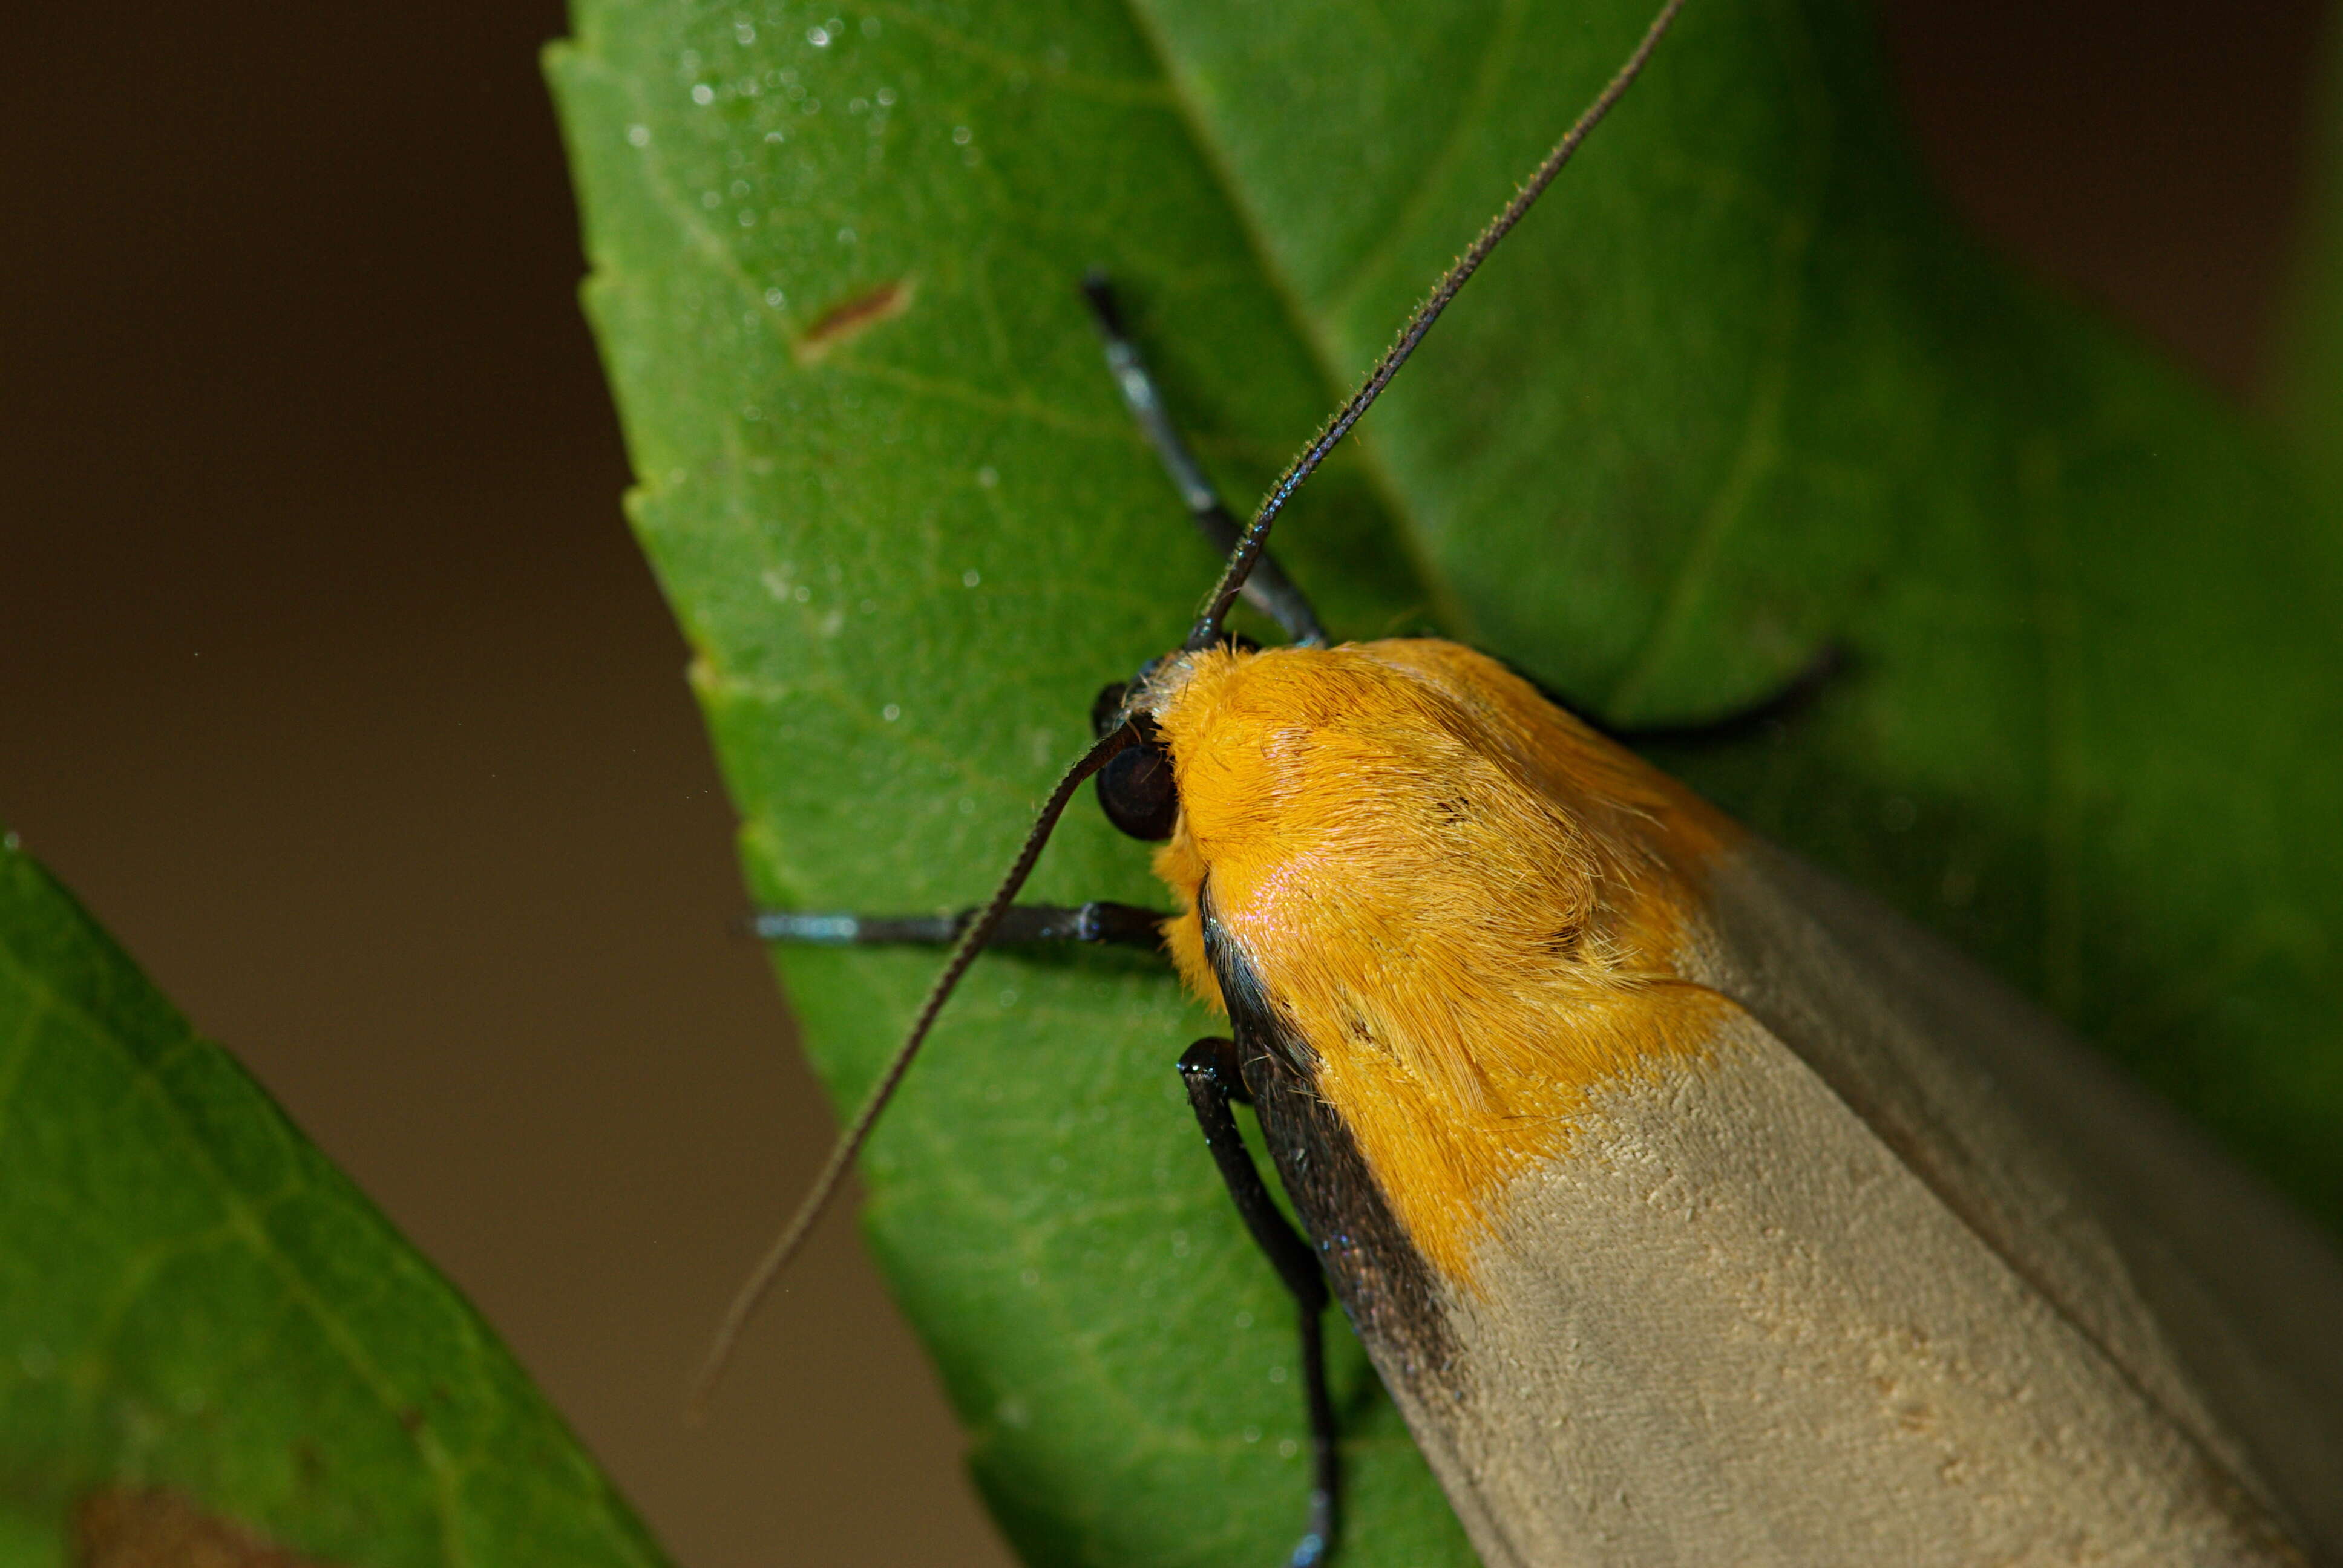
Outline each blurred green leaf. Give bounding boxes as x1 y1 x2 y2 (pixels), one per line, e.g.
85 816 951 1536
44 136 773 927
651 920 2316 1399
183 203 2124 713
0 838 667 1568
546 0 2343 1563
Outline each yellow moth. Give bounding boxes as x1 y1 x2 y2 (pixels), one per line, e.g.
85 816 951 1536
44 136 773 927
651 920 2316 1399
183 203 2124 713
707 2 2343 1561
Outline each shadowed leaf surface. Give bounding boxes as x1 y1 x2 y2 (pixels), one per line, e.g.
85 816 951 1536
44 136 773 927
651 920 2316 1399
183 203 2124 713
0 840 667 1568
547 0 2343 1562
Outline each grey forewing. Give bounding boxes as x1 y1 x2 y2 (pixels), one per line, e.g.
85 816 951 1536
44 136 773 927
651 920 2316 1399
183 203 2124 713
1198 887 1456 1396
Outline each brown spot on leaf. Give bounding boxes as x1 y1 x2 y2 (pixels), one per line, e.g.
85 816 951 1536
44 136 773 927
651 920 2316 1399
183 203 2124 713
292 1439 326 1490
795 278 915 362
73 1488 334 1568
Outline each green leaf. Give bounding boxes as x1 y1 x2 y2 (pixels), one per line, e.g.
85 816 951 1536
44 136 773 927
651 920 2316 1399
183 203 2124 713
0 837 667 1568
545 0 2343 1563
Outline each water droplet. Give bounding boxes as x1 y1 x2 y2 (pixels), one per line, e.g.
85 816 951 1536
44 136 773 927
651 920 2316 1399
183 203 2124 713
701 189 722 209
1242 1426 1262 1444
882 702 902 722
764 287 786 307
1268 1365 1288 1383
962 568 981 588
837 226 856 244
807 24 831 45
958 797 977 815
764 128 787 143
998 987 1018 1007
975 466 998 488
793 584 812 603
861 15 880 35
876 87 896 106
733 19 756 43
692 83 715 105
848 96 868 113
1019 1269 1040 1288
952 125 972 145
1233 1310 1253 1328
626 123 650 147
1278 1439 1298 1458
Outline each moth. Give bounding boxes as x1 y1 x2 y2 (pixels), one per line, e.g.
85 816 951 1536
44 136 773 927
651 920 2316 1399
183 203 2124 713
700 2 2343 1562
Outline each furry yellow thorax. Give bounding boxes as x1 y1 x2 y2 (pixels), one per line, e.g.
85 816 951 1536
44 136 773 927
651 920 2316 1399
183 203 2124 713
1142 639 1738 1285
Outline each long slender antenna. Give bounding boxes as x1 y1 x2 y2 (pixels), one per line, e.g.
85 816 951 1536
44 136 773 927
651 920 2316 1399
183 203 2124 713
691 722 1138 1413
1186 0 1686 652
695 0 1686 1414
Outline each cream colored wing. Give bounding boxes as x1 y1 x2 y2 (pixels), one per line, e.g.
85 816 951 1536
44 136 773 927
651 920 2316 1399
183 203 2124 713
1693 840 2343 1550
1398 1007 2312 1567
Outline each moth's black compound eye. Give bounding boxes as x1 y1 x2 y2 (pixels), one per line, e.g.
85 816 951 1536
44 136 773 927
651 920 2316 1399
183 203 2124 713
1096 722 1179 841
1092 661 1179 839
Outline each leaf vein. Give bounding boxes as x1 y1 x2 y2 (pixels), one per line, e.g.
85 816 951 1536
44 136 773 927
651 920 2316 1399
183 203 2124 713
1320 0 1529 321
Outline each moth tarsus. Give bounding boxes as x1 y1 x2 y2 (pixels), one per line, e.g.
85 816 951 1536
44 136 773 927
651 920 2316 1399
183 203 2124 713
749 901 1165 950
1078 271 1328 648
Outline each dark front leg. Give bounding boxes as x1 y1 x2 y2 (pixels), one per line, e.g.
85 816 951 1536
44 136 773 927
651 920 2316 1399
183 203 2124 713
751 901 1164 949
1179 1036 1340 1568
1596 643 1846 748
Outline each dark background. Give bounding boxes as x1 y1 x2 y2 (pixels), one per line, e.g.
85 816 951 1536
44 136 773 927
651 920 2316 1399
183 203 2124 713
2 2 2328 1564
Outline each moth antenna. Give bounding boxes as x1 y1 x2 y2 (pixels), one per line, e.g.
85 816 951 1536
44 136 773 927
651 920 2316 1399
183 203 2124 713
695 0 1683 1416
690 722 1139 1415
1187 0 1686 652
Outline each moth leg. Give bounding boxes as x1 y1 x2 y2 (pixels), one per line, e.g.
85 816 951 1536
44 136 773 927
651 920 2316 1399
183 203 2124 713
1179 1036 1339 1568
750 901 1165 949
1599 642 1847 748
1080 273 1328 648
